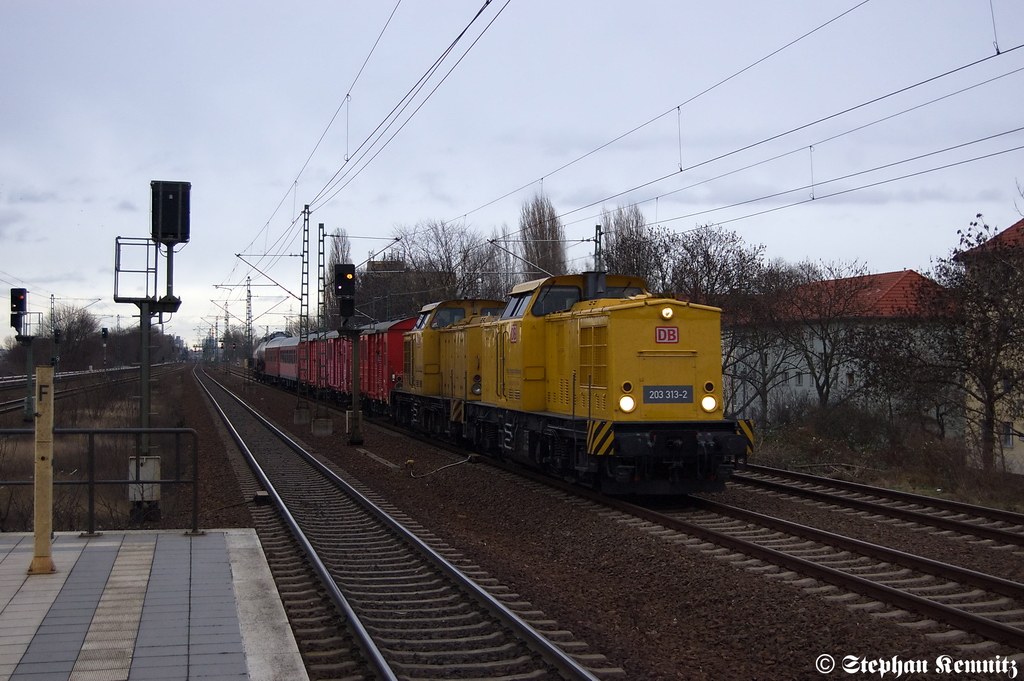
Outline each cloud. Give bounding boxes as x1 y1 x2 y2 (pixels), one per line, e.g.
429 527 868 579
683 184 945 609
0 209 25 238
6 189 58 204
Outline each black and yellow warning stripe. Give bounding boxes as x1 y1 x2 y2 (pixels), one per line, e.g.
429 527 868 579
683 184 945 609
587 420 615 456
450 399 465 424
736 419 755 454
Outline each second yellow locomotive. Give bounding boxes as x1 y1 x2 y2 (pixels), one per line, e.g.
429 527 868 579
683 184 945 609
391 272 747 494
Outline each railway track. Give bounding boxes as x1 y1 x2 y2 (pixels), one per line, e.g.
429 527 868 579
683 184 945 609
436 460 1024 653
195 368 623 680
221 368 1024 655
0 366 169 416
652 498 1024 650
731 465 1024 548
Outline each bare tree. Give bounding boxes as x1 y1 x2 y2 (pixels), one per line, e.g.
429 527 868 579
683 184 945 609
722 259 803 424
519 194 566 278
358 219 493 321
46 303 100 371
919 216 1024 472
669 225 766 308
601 204 670 289
477 223 522 301
849 272 956 440
400 219 491 295
778 260 875 409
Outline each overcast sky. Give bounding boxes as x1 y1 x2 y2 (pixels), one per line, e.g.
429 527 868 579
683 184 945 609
3 0 1023 350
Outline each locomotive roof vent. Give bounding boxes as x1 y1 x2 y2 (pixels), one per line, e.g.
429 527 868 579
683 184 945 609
583 271 607 301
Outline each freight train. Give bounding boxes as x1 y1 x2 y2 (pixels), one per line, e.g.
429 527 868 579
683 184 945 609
254 272 749 494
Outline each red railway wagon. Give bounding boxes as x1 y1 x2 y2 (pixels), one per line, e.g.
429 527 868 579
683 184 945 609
303 331 338 392
324 331 352 399
262 335 299 386
254 317 415 413
360 317 416 413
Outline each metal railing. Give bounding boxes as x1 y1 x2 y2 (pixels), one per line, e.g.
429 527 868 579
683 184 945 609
0 427 200 535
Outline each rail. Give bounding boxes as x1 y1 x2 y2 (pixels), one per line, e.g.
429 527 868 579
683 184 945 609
0 427 200 535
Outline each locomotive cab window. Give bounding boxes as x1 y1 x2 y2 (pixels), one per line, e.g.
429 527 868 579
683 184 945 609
413 311 431 330
430 307 466 328
501 293 532 319
531 285 581 317
605 285 644 298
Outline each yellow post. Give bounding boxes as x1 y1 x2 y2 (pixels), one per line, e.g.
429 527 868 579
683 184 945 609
28 365 56 575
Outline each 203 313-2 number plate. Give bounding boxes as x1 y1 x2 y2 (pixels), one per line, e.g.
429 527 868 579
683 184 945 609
643 385 693 404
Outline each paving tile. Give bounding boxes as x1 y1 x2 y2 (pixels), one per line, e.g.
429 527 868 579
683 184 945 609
8 671 76 681
10 658 77 674
129 644 189 659
2 531 303 681
127 659 188 675
190 638 245 653
18 647 82 663
135 634 189 648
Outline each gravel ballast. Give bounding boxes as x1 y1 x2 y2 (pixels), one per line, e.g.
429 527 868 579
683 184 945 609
185 370 1021 679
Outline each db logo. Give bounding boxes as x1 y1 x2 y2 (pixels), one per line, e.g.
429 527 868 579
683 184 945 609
655 327 678 343
510 324 518 343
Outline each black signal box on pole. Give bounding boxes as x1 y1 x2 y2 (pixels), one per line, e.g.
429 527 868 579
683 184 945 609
151 180 191 244
11 288 26 313
334 264 355 297
334 264 355 318
10 288 26 333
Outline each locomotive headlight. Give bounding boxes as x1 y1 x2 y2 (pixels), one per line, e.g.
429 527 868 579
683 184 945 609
618 395 636 413
660 307 674 320
700 395 718 412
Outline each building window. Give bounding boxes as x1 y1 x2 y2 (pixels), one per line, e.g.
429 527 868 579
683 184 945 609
781 371 788 384
846 372 855 386
795 372 802 386
1003 422 1015 449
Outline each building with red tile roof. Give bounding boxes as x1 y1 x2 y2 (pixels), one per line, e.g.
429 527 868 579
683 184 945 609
988 216 1024 249
773 269 942 322
725 269 944 425
960 216 1024 257
825 269 940 319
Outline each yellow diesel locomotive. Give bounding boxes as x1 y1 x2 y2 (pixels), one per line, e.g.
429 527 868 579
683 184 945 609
391 272 748 494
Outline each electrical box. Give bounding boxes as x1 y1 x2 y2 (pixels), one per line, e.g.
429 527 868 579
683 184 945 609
151 180 191 244
128 456 161 501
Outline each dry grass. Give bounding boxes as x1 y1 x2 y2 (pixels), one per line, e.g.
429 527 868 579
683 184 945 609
758 416 1024 514
0 369 195 532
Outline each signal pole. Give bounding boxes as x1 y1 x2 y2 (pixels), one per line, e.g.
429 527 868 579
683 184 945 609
10 288 36 421
114 180 190 516
334 263 361 445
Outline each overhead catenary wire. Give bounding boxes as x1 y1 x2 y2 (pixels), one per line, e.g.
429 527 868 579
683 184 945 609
223 1 902 320
490 41 1024 249
659 139 1024 230
218 4 1021 341
234 1 405 272
450 0 874 225
308 0 509 213
554 62 1024 233
222 0 504 319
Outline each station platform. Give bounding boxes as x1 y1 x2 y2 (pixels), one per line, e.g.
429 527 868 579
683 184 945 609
0 529 308 681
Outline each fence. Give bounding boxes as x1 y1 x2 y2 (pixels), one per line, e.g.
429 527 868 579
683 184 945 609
0 427 200 535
